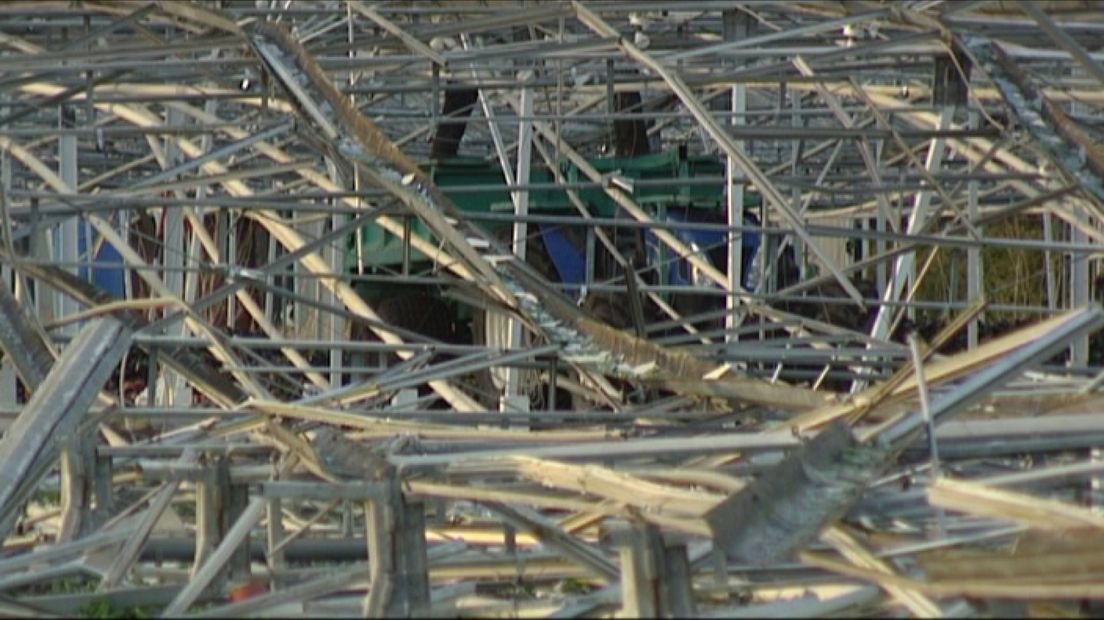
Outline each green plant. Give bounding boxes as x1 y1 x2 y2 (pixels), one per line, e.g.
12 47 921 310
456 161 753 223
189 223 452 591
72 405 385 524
79 599 113 619
556 577 593 595
79 598 150 619
497 579 538 600
30 487 61 506
915 215 1054 324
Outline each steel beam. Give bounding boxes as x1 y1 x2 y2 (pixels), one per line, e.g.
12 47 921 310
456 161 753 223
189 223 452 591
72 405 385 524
723 9 748 345
502 82 534 413
0 276 54 389
574 1 865 307
0 317 131 541
865 106 954 349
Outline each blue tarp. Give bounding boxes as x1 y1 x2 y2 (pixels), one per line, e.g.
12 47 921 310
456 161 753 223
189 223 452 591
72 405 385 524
72 221 127 299
644 212 760 289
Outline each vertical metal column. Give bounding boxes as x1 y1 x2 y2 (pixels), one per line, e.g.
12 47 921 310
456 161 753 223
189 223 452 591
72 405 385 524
867 106 954 344
967 110 982 349
163 108 186 310
293 197 320 340
791 86 805 280
324 159 346 389
723 9 748 345
1044 212 1057 312
163 107 188 407
1070 67 1091 366
0 134 14 410
57 105 79 333
1068 65 1101 510
58 435 91 541
334 15 360 389
226 214 238 330
193 457 226 582
502 81 534 414
0 356 14 410
467 38 534 412
876 138 888 297
0 95 8 292
266 495 286 588
607 521 695 618
1069 232 1090 363
364 480 429 617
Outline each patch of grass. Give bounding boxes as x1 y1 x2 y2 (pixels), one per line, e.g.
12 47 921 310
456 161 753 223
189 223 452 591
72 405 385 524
14 575 97 597
172 500 196 521
556 577 595 595
495 579 538 600
31 487 62 506
79 598 151 619
916 214 1055 323
906 213 1083 352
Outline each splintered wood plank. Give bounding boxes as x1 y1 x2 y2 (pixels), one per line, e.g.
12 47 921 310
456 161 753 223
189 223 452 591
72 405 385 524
800 550 1104 599
927 478 1104 531
792 307 1084 431
509 456 724 518
917 529 1104 581
820 526 941 617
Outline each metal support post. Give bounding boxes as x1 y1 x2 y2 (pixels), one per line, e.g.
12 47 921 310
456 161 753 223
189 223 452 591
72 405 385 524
502 81 534 415
194 456 234 594
162 107 188 408
57 105 79 333
146 346 158 407
791 85 805 281
0 150 11 380
265 496 285 588
325 161 346 389
605 520 695 618
30 196 53 325
967 111 982 349
1070 219 1091 365
0 318 132 543
585 225 596 295
876 142 888 297
1044 211 1057 311
58 433 92 542
0 275 54 389
860 106 954 391
363 479 429 617
605 58 616 152
1070 66 1091 366
227 211 239 330
91 451 112 531
227 479 252 583
0 356 15 411
723 9 749 344
1065 66 1102 511
163 496 267 615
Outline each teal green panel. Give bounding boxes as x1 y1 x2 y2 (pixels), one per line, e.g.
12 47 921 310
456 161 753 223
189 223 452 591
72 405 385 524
348 151 760 270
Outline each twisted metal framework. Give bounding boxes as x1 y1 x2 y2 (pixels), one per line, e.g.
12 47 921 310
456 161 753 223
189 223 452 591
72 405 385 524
1 1 1104 616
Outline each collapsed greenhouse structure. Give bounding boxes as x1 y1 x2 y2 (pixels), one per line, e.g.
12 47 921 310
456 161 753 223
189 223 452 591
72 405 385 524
2 0 1104 616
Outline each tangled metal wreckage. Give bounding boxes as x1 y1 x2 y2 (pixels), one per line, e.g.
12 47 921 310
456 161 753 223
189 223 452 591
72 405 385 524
4 0 1104 616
